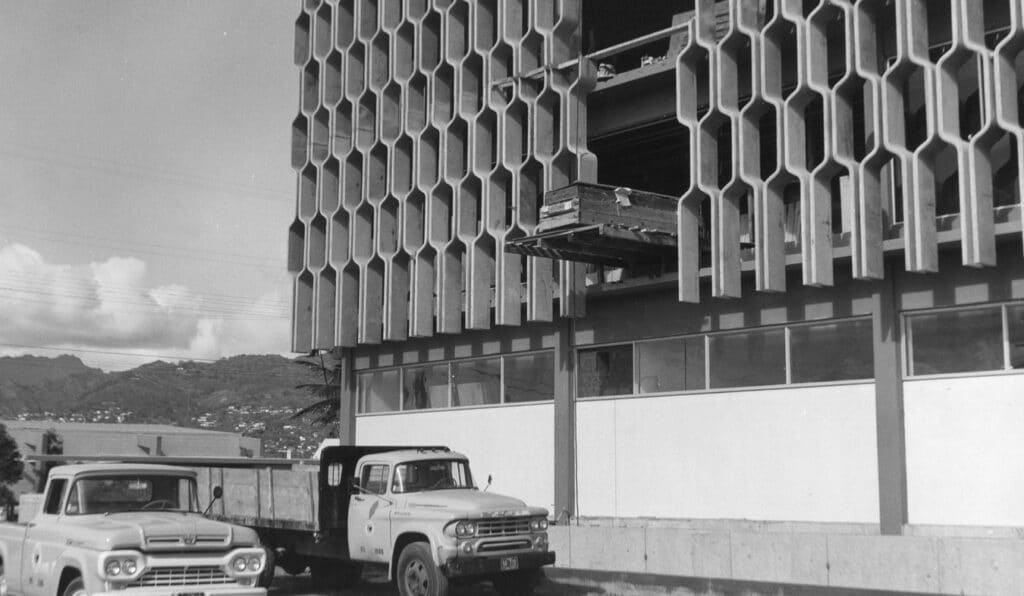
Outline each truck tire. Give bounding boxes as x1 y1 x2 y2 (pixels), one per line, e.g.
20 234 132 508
257 546 276 588
277 554 308 576
309 558 362 589
62 577 86 596
492 568 542 596
396 542 449 596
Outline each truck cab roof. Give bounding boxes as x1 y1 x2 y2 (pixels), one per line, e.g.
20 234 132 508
357 448 467 465
47 463 199 479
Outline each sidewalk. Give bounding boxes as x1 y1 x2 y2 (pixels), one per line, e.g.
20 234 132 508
542 568 940 596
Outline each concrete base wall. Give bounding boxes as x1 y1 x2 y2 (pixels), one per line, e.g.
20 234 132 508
549 521 1024 595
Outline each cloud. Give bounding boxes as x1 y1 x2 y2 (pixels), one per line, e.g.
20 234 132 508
0 242 291 370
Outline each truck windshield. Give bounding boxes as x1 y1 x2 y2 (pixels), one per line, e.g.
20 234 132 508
392 459 474 493
65 475 199 515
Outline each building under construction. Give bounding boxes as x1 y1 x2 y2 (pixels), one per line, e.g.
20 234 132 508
288 1 1024 593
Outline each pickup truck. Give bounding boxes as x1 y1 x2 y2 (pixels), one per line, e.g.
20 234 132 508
0 463 267 596
194 446 555 596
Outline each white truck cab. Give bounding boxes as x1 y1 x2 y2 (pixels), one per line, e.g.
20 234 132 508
0 463 267 596
347 448 554 596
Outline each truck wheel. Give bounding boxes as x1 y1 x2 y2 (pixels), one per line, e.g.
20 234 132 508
277 555 307 576
257 546 276 588
62 577 86 596
310 558 362 589
396 542 449 596
492 568 542 596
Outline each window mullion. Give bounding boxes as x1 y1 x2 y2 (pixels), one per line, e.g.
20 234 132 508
1003 304 1011 370
904 314 914 377
398 367 404 412
626 342 634 397
784 325 792 384
499 355 506 404
447 362 453 408
704 334 710 390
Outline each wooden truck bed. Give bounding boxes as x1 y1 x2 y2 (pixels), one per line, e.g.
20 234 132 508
193 465 321 532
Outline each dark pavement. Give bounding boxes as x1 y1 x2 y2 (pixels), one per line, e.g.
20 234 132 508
268 569 581 595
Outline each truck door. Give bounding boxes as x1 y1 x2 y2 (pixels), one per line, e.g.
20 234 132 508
347 463 391 562
21 478 68 596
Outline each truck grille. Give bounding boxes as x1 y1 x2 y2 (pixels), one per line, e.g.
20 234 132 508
476 518 531 537
128 566 236 587
147 535 228 547
478 539 532 553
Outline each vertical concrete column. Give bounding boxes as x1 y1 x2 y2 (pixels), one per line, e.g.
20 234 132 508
553 318 575 520
337 348 357 446
872 264 907 535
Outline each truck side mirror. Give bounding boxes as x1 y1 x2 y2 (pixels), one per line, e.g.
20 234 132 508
203 486 223 516
349 477 360 490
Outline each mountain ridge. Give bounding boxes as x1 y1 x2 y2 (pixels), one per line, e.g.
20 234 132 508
0 354 333 457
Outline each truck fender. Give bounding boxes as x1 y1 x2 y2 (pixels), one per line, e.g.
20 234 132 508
53 551 92 596
388 531 439 581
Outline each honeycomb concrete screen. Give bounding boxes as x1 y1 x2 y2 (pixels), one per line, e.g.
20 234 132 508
292 0 1024 349
675 0 1024 302
289 0 595 351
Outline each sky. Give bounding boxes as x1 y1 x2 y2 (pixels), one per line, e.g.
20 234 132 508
0 1 301 371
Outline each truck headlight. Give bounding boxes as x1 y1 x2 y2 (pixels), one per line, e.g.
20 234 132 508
530 517 548 531
455 521 476 537
227 551 264 576
98 552 145 581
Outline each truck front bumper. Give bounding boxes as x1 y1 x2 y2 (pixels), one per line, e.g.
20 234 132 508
441 551 556 578
92 586 266 596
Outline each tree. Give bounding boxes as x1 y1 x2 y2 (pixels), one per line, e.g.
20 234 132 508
291 350 342 427
36 428 63 492
0 422 25 514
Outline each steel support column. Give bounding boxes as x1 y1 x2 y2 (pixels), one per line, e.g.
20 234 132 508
872 264 908 535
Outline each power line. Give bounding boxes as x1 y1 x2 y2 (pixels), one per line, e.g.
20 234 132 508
0 270 292 309
0 279 291 317
0 224 287 272
2 140 294 199
0 341 219 363
0 286 290 319
0 143 294 206
0 222 282 267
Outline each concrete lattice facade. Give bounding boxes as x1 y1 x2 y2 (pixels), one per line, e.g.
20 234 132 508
289 1 1024 594
675 0 1024 302
289 0 593 352
292 0 1024 349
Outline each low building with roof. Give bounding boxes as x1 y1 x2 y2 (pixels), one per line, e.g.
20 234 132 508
0 420 261 498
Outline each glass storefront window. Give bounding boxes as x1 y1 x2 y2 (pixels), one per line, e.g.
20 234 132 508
909 307 1003 375
1009 305 1024 370
790 318 873 383
577 344 633 397
452 358 501 407
358 368 401 413
403 363 450 410
636 337 705 393
504 352 554 403
708 327 786 388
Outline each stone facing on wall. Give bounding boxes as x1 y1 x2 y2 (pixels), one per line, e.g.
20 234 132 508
289 0 595 351
676 0 1024 303
548 523 1024 595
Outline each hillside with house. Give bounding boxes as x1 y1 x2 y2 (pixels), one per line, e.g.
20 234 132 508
0 354 334 457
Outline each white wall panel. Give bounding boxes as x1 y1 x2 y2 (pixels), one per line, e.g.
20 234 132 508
356 403 554 511
905 375 1024 527
577 384 879 522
